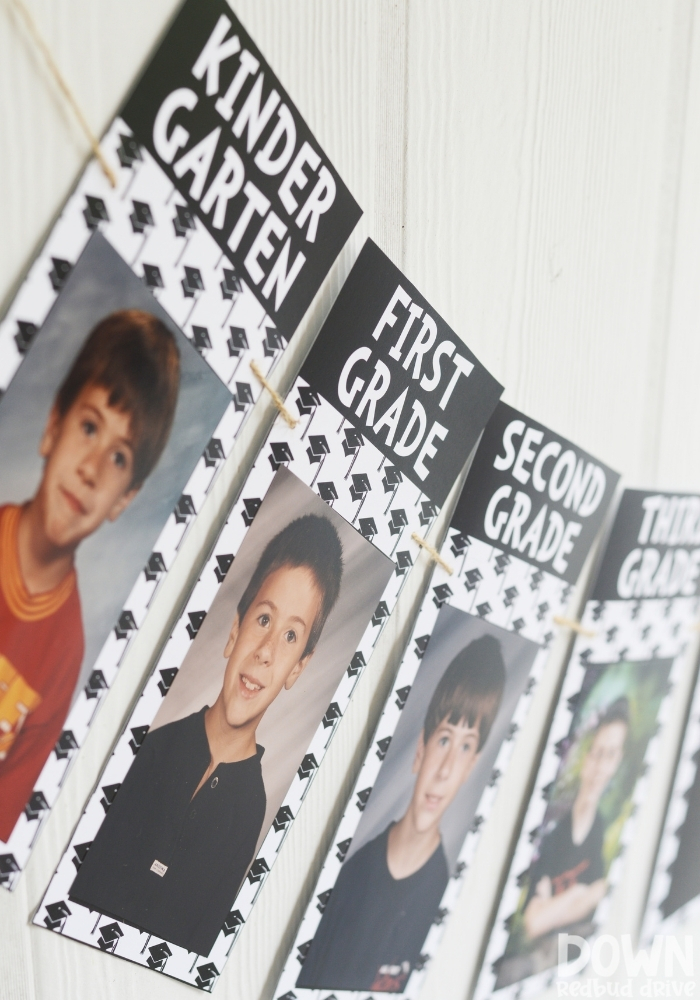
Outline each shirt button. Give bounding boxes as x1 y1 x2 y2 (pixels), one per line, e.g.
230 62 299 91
211 776 219 788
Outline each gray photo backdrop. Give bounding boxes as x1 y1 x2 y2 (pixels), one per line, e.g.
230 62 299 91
0 231 231 697
349 605 539 872
151 466 395 848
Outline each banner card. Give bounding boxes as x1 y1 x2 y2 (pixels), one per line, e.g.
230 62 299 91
476 489 700 1000
640 495 700 941
34 239 502 990
642 660 700 941
0 0 360 884
273 400 619 1000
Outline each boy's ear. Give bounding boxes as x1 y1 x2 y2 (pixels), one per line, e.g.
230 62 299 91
223 613 241 659
107 487 140 522
284 650 314 691
39 407 61 459
412 730 426 775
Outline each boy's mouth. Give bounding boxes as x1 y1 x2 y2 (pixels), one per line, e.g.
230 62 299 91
423 793 443 811
60 486 87 516
239 673 264 697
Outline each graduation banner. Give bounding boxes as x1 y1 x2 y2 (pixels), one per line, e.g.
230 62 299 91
476 489 700 1000
34 238 502 990
273 400 618 1000
0 0 361 885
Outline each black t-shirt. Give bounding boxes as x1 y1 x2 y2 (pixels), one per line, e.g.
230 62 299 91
528 809 606 907
70 707 266 956
297 824 450 993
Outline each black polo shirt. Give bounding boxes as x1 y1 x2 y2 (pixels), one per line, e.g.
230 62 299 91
70 707 266 956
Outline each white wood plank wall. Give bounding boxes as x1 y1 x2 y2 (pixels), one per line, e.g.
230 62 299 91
2 2 700 999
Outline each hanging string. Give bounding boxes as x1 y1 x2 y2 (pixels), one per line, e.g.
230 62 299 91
9 0 117 187
250 359 298 429
411 532 454 575
553 615 596 638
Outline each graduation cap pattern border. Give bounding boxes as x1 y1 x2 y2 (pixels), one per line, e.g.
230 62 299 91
0 118 305 882
640 650 700 945
0 119 288 410
474 592 699 1000
34 375 479 988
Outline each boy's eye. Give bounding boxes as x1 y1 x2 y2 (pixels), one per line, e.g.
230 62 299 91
284 629 297 643
257 613 271 628
438 735 450 747
113 450 128 470
82 419 97 437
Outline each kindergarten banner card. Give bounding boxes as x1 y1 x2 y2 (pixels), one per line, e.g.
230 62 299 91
0 0 361 882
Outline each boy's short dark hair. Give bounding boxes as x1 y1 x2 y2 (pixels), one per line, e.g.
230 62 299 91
424 635 506 751
596 697 630 732
55 309 180 488
237 514 344 657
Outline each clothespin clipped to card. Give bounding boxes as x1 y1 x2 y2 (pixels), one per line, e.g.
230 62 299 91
553 615 596 639
250 359 298 429
411 532 454 575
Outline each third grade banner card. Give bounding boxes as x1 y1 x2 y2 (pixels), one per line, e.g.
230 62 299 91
0 0 361 884
476 489 700 1000
33 238 502 990
273 400 618 1000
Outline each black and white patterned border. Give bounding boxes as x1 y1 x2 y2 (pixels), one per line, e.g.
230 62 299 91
33 375 465 990
474 594 699 1000
641 654 700 943
0 119 298 883
274 523 578 1000
0 118 289 404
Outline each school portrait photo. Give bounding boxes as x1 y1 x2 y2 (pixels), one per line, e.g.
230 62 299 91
494 655 674 988
298 605 539 994
0 231 231 844
68 466 394 955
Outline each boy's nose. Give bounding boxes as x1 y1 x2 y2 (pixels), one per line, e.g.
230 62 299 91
437 751 455 779
77 446 101 484
255 635 274 663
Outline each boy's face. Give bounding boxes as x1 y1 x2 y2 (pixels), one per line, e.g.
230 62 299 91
37 384 139 550
409 716 481 835
220 564 322 731
580 721 627 804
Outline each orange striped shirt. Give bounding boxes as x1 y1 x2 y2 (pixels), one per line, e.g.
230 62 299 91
0 505 83 842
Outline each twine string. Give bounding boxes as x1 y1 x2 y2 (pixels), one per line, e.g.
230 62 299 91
9 0 117 187
250 359 298 429
553 615 596 638
411 532 454 575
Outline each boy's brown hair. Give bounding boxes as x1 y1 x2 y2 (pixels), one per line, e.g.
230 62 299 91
56 310 180 488
595 697 629 735
424 634 506 751
237 514 344 658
